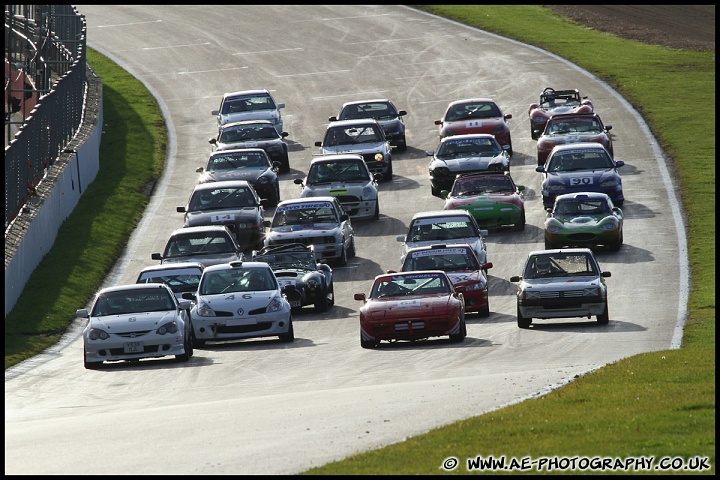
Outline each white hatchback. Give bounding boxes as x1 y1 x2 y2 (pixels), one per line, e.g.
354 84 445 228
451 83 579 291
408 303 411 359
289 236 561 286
294 154 380 220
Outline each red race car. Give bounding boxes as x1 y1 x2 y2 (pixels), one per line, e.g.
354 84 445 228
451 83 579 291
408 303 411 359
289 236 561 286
435 98 513 155
354 271 466 348
392 243 492 317
528 87 593 140
536 112 613 167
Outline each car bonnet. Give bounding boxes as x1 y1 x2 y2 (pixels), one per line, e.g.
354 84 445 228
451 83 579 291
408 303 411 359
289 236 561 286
90 310 179 333
199 290 280 312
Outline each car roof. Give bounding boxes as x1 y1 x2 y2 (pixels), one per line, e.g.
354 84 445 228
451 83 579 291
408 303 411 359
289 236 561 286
410 209 473 220
221 119 274 129
555 192 611 201
374 270 451 282
209 148 268 157
547 112 600 121
550 142 609 153
257 243 313 254
310 153 365 164
138 262 205 273
529 247 595 256
448 98 495 106
341 99 391 107
277 196 338 207
440 133 496 143
203 260 273 273
405 243 474 254
455 171 513 180
169 225 233 235
222 89 271 99
98 283 174 295
191 180 252 191
326 118 380 128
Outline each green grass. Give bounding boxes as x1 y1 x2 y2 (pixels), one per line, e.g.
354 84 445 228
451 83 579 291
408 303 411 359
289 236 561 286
4 5 714 474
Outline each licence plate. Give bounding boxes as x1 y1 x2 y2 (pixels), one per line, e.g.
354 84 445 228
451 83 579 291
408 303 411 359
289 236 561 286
278 279 295 288
227 318 257 326
124 341 143 353
289 300 301 307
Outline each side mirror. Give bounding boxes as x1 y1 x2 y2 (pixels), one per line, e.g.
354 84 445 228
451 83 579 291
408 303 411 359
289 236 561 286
354 293 367 302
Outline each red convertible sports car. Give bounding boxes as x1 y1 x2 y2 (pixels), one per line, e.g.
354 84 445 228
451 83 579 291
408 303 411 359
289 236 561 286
354 270 466 348
441 172 526 232
528 87 593 140
435 98 513 155
536 112 613 167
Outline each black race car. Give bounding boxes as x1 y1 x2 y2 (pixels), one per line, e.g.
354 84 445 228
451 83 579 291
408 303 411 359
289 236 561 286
252 243 334 312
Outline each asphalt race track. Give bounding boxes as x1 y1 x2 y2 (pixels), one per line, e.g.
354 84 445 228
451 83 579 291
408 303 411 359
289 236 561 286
5 6 688 475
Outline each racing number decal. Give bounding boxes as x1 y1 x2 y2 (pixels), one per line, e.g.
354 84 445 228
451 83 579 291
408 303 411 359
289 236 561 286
570 176 594 186
465 120 483 128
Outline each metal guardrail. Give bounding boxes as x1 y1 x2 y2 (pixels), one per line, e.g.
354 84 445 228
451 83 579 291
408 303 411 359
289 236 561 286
4 5 87 230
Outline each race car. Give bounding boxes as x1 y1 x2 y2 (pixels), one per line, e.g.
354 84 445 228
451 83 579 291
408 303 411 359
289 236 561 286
536 112 613 166
434 98 513 155
528 87 593 139
544 192 624 251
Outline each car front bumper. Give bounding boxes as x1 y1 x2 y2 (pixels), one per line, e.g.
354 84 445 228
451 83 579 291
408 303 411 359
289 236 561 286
193 311 291 341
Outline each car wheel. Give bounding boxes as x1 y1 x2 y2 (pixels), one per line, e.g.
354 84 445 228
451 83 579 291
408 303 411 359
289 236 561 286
517 305 532 328
83 348 102 370
397 134 407 152
597 302 610 325
373 200 380 219
314 288 329 312
609 234 622 252
327 283 335 307
544 238 554 250
530 122 538 140
278 154 290 174
449 317 466 342
480 298 490 318
193 338 206 348
279 318 295 342
514 209 526 232
176 331 192 362
348 236 356 258
506 138 513 157
383 160 393 181
360 332 378 349
268 185 280 208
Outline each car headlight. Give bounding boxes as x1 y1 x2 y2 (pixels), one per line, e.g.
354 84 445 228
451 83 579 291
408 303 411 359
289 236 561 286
304 190 316 197
257 176 270 185
600 179 618 187
493 125 506 136
547 224 563 233
546 184 566 192
157 321 179 335
306 278 319 288
266 145 282 154
599 222 617 231
431 166 450 177
374 153 384 162
583 287 601 297
197 301 216 317
464 281 485 291
266 297 284 312
88 328 109 340
361 186 375 200
443 128 457 137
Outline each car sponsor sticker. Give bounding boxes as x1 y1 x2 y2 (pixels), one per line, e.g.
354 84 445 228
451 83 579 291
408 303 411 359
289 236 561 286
411 248 467 258
210 213 236 222
277 202 333 212
569 176 595 186
398 300 421 307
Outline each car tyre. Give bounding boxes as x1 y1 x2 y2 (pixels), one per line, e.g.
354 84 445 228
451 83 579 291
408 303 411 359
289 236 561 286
517 305 532 328
348 236 356 258
597 302 610 325
360 333 378 349
479 299 490 318
609 234 622 252
530 122 539 140
268 185 280 208
314 288 329 312
373 200 380 219
544 238 554 250
280 155 290 174
383 160 393 181
514 209 526 232
176 331 192 362
83 348 102 370
449 317 467 342
279 318 295 342
396 134 407 152
327 283 335 307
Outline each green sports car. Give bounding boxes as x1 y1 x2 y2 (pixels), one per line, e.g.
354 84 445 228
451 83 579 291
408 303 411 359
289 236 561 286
441 172 525 231
544 192 624 251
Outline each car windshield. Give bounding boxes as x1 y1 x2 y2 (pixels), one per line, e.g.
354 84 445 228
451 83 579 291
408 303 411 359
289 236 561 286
408 219 477 242
272 202 338 226
207 151 268 171
524 253 599 279
165 233 234 258
445 102 500 122
452 176 513 196
92 288 176 316
404 247 479 272
547 150 613 172
437 137 501 158
220 124 278 143
307 161 370 184
370 273 451 299
255 251 316 270
137 268 203 294
547 118 601 135
221 94 276 114
554 199 611 216
188 186 257 211
324 125 382 147
540 95 580 108
200 267 276 295
340 102 397 121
